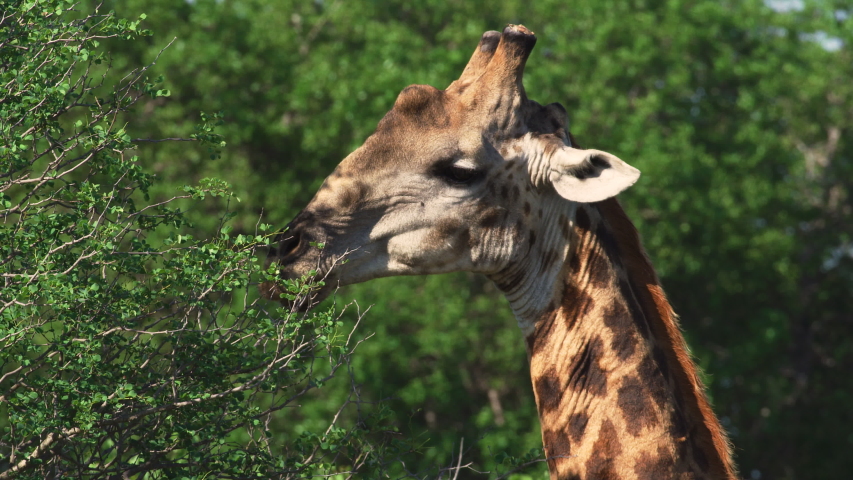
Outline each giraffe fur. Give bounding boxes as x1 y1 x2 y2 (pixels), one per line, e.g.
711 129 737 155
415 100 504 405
261 25 737 480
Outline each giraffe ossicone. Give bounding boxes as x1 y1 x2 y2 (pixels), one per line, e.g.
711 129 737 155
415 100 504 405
263 24 737 480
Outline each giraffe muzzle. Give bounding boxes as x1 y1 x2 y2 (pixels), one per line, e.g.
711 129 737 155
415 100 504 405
260 212 336 309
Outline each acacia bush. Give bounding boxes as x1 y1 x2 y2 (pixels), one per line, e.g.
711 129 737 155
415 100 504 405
82 1 853 476
0 3 553 478
0 3 403 478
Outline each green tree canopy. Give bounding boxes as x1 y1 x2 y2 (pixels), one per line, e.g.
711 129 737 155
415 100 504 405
4 0 851 478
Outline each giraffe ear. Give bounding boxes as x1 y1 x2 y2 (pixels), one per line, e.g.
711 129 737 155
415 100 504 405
549 147 641 203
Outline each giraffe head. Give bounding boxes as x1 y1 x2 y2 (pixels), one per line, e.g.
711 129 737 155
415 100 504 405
262 25 640 314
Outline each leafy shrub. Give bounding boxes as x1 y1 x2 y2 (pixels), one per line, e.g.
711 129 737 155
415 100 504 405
0 3 396 478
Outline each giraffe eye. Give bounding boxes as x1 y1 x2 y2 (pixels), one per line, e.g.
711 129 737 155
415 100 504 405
440 164 480 184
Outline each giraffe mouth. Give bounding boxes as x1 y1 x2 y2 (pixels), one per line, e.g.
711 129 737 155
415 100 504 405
260 209 343 311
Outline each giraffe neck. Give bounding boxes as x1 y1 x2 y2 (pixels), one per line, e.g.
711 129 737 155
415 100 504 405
498 200 735 480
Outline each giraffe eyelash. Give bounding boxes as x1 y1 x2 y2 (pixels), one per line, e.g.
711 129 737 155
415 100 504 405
434 162 482 185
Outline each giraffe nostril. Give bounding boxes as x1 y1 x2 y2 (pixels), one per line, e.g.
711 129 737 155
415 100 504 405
277 231 302 257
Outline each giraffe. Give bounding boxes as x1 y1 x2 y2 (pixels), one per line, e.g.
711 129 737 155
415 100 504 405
262 25 737 479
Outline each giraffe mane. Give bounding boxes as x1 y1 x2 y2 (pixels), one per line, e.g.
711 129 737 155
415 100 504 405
597 197 737 479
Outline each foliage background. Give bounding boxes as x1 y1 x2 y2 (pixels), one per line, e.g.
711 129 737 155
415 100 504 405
6 0 853 478
1 2 424 477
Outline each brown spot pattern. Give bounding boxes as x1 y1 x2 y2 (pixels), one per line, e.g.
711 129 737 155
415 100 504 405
561 281 595 331
534 367 564 413
542 429 568 453
526 310 558 357
617 376 659 436
542 428 572 471
567 412 589 443
602 300 638 361
426 218 467 259
566 337 608 397
586 246 613 289
478 208 504 229
585 419 622 479
617 278 651 340
435 217 461 237
638 354 671 411
568 246 582 273
633 446 676 480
